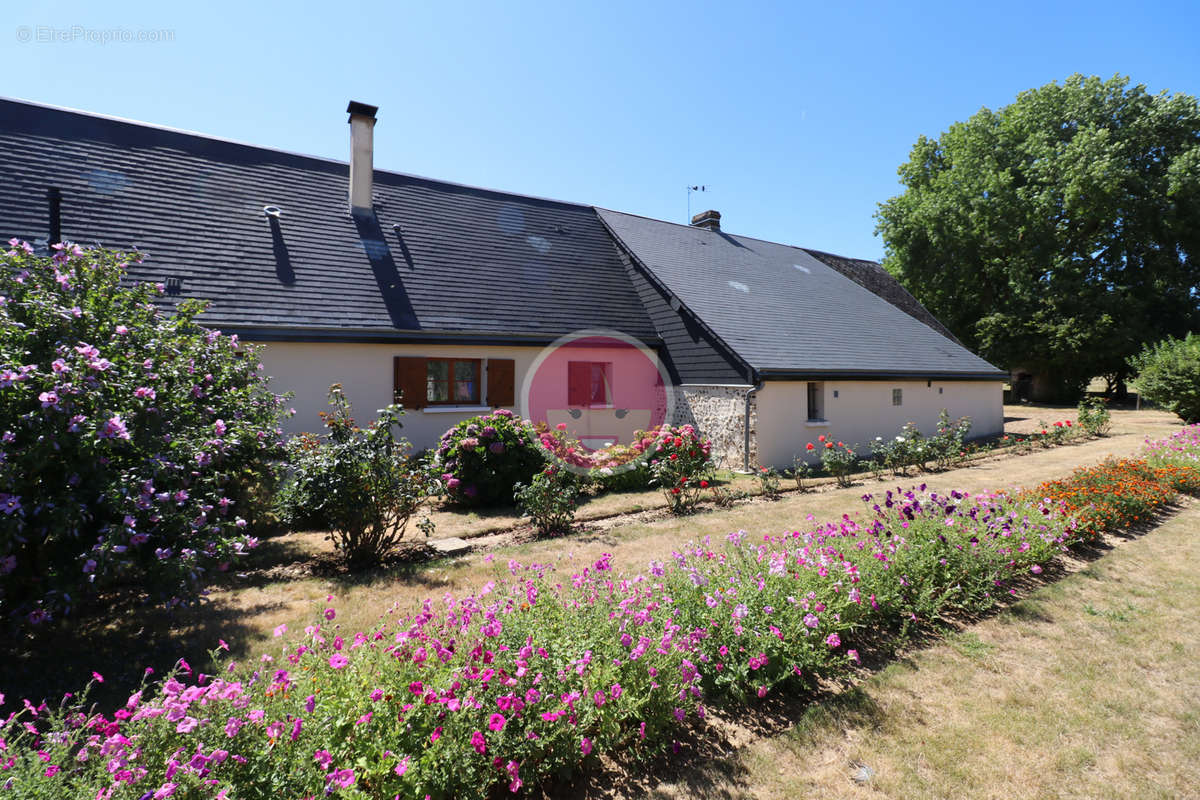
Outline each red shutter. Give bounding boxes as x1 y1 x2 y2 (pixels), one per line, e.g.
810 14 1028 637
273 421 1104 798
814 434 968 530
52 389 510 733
393 356 427 409
568 361 591 406
486 359 515 407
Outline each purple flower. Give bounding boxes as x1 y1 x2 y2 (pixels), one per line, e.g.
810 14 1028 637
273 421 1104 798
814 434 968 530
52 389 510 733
99 415 130 440
825 633 841 648
0 494 21 515
38 391 60 410
328 654 349 669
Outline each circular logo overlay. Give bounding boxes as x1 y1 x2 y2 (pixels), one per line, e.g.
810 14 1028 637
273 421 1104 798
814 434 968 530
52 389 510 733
520 329 674 475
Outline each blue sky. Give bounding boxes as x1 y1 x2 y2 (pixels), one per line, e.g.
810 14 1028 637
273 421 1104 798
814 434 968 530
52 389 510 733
4 0 1198 260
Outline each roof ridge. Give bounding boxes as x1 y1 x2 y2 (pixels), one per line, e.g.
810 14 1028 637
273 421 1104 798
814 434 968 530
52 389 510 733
0 95 591 210
593 206 876 264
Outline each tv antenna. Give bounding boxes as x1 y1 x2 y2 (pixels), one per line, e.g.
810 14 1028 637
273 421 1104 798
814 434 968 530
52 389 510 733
686 185 710 221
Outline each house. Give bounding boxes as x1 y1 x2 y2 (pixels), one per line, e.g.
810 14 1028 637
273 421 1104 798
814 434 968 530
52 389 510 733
0 97 1008 469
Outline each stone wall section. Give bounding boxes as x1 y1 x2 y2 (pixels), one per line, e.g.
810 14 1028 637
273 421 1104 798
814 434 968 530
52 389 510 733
671 385 757 471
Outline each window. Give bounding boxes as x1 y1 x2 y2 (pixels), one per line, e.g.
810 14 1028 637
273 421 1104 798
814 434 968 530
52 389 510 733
807 382 823 421
892 388 903 406
568 361 611 407
426 358 480 405
394 357 514 409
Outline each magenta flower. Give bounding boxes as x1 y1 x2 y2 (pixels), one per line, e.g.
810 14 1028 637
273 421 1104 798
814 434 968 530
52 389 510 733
324 607 336 620
329 769 355 789
99 415 130 440
580 737 593 755
825 633 841 648
328 654 349 669
488 713 506 731
273 624 287 637
471 730 487 754
313 750 333 770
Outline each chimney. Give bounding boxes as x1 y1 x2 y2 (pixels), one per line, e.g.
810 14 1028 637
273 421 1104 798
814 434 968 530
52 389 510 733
691 209 721 232
346 101 378 213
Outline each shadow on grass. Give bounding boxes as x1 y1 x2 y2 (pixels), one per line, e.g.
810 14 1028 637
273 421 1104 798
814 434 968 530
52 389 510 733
0 593 282 712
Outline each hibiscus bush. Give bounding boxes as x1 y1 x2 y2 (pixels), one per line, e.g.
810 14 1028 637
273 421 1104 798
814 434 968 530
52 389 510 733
436 411 544 506
0 242 287 625
277 386 435 567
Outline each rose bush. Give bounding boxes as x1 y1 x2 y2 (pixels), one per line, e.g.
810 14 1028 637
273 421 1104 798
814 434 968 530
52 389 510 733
0 241 286 625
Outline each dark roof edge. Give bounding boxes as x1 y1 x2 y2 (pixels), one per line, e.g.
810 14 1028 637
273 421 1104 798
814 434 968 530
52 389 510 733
223 324 663 348
593 208 758 380
757 369 1009 381
0 95 591 211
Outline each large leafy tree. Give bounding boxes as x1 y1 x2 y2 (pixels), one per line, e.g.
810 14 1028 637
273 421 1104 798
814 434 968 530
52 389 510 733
876 74 1200 401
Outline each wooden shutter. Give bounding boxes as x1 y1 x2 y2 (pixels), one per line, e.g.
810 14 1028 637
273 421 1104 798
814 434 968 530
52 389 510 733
486 359 515 407
393 356 427 409
567 361 591 406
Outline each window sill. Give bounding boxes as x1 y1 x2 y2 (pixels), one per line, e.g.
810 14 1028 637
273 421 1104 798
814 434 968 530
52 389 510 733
804 419 831 427
422 405 492 414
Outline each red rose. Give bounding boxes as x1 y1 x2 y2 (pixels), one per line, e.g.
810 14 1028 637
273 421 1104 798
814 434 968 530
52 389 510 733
700 480 709 488
825 442 833 449
818 435 826 443
806 443 815 451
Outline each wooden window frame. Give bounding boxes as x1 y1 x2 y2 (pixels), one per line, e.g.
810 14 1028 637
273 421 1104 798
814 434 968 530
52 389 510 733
425 358 482 406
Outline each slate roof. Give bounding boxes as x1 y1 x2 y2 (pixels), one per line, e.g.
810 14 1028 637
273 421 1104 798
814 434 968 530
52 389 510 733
0 98 658 344
0 97 1002 381
596 209 1006 379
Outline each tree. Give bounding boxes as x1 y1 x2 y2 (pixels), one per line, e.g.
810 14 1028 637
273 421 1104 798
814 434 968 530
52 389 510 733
1129 333 1200 423
876 75 1200 401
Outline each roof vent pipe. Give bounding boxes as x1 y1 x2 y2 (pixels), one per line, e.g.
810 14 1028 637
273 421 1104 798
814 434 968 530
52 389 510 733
346 101 378 213
690 209 721 232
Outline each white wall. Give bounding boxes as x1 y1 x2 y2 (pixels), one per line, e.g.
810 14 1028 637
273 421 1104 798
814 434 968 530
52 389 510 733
257 341 544 450
754 379 1004 468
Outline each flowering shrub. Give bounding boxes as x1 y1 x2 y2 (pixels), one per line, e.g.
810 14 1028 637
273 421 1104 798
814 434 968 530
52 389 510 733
514 464 581 534
757 466 782 500
1076 397 1111 436
534 424 653 491
436 411 544 506
0 483 1082 799
0 242 286 625
277 386 435 567
644 424 713 513
791 456 812 491
927 410 972 471
804 435 857 487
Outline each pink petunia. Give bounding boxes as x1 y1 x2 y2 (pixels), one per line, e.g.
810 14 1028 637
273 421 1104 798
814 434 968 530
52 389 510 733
488 713 506 731
328 654 349 669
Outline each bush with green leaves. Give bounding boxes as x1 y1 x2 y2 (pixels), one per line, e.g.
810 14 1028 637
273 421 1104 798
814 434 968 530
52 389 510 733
819 439 859 487
278 386 434 567
757 465 782 499
0 241 287 626
1130 333 1200 423
435 411 544 506
514 464 580 534
1076 397 1112 436
927 410 972 471
644 424 714 513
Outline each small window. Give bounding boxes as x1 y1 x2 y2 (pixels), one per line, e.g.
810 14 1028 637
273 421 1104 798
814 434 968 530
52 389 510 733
568 361 612 407
892 388 903 406
807 382 823 421
426 358 480 405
